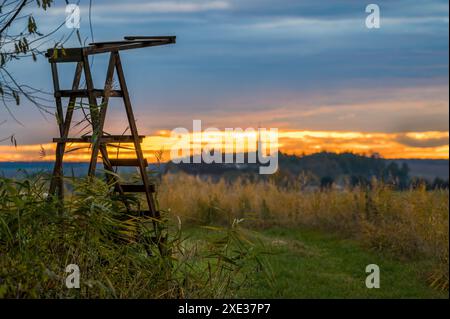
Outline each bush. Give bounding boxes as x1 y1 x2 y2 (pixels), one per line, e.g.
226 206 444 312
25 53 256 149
0 175 262 298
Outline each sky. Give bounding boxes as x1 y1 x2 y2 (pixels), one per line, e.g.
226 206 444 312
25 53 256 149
0 0 449 161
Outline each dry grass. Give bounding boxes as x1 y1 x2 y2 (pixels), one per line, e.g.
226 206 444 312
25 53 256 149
158 173 449 291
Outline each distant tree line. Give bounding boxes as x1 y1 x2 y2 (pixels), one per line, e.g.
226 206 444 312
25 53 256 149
165 151 449 191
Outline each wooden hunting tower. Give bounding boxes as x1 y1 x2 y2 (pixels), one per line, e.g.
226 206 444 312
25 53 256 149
46 36 176 222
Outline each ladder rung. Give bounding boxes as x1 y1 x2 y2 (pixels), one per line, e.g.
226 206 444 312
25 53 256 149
115 184 156 193
109 158 148 167
53 135 144 143
55 89 123 98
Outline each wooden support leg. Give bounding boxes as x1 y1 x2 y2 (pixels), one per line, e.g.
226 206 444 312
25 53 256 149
115 52 160 223
82 56 100 177
85 52 116 177
49 62 83 199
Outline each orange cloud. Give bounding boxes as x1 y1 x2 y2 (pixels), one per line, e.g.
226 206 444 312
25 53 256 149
0 130 448 162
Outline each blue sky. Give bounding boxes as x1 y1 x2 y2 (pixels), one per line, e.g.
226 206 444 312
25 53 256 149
1 0 448 148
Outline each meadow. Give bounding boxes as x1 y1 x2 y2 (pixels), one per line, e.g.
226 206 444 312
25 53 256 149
0 172 448 298
158 173 449 296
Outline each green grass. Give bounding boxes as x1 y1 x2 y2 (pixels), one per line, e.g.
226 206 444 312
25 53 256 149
184 226 448 299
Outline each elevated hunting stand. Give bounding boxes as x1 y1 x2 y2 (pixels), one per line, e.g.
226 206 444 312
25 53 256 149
46 36 176 227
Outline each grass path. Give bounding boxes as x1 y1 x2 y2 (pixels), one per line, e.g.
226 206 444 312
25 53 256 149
238 228 448 298
185 227 448 298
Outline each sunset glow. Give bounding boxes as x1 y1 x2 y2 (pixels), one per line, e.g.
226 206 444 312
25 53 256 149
0 130 447 162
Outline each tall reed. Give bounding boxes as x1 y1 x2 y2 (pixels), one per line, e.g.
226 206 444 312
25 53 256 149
158 173 449 291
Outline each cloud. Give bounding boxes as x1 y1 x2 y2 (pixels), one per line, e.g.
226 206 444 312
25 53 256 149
1 130 448 161
395 133 449 148
239 15 448 39
6 0 448 153
46 1 231 15
95 1 231 13
246 17 358 32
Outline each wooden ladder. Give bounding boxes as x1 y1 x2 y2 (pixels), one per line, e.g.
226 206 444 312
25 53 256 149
46 40 175 228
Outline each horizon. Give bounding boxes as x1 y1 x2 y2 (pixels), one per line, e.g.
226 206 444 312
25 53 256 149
2 151 448 183
0 145 449 163
0 129 448 162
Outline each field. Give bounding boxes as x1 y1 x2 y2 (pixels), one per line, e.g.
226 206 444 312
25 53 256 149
187 227 446 298
0 173 448 298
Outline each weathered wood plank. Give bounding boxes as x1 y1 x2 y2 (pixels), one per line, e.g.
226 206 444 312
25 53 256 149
52 135 144 143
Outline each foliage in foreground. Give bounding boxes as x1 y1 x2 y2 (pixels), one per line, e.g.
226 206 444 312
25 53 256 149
0 171 447 298
0 176 263 298
158 173 449 291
